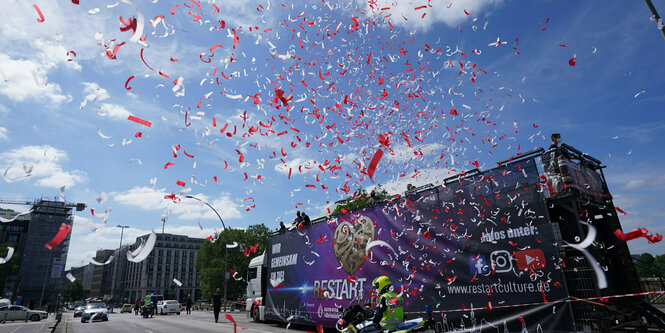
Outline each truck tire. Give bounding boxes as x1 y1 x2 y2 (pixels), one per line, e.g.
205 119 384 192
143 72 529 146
252 306 260 323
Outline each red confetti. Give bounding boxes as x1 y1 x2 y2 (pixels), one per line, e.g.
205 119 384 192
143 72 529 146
235 149 244 163
33 5 45 23
225 314 237 333
176 180 186 187
44 223 71 249
164 162 175 169
367 149 384 180
615 206 627 215
125 75 135 90
128 115 152 127
568 57 576 66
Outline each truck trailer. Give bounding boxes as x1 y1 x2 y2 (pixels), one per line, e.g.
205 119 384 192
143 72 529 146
246 145 665 332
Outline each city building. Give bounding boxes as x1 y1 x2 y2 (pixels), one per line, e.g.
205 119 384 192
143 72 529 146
16 199 84 308
124 233 205 303
89 249 114 300
0 208 31 301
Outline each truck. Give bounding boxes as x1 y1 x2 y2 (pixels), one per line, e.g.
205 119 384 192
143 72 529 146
246 144 665 332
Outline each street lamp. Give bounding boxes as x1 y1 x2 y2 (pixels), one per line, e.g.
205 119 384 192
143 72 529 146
185 195 229 312
115 225 130 305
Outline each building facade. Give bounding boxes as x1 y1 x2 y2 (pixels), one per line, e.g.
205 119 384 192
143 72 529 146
0 208 31 301
89 249 114 300
16 200 77 308
124 233 205 303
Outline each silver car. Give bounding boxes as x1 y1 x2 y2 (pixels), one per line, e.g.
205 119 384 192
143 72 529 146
73 306 85 317
80 303 109 323
0 305 48 322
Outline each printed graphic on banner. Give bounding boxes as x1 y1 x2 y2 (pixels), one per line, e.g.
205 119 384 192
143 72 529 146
263 157 574 332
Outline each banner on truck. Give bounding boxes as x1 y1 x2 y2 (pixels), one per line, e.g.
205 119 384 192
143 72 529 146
265 157 574 332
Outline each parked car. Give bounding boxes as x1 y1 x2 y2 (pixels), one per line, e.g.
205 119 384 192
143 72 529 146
0 305 48 322
80 303 109 323
73 306 85 317
120 304 132 313
157 300 181 315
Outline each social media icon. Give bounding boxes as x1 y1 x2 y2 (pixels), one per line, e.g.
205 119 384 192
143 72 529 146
490 250 513 273
469 255 488 274
515 249 546 270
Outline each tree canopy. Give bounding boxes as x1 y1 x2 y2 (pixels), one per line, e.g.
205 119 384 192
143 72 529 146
634 253 665 278
0 244 19 294
195 224 271 300
63 280 84 302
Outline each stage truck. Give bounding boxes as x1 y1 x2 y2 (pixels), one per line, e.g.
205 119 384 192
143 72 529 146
246 144 665 332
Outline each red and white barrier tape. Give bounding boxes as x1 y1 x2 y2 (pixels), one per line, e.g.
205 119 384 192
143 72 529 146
404 290 665 314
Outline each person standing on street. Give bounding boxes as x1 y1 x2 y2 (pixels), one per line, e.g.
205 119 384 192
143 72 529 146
212 288 222 323
186 294 192 315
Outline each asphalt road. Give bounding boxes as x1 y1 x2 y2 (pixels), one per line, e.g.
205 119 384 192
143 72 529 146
0 314 55 333
56 310 324 333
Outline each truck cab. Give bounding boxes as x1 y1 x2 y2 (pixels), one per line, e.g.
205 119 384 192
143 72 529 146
246 253 266 322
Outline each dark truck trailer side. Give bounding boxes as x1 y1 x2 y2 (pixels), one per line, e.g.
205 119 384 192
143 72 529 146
246 147 665 332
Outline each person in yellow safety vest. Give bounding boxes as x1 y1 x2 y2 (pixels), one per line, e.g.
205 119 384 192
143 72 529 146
144 295 151 307
371 276 404 331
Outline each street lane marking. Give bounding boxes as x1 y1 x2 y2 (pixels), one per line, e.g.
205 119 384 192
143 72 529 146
9 327 21 333
145 330 154 333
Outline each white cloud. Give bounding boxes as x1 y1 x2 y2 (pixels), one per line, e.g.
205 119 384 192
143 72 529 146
622 173 665 191
0 145 87 188
97 103 132 120
67 215 221 269
366 0 502 30
0 127 7 141
0 53 72 106
0 104 9 113
113 186 242 221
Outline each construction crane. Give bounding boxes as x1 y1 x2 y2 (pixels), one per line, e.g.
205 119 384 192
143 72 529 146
0 198 86 211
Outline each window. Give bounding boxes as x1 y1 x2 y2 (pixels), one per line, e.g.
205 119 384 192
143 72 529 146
167 250 171 257
190 252 194 258
6 234 18 242
158 250 163 256
158 258 163 264
166 258 171 264
174 251 179 256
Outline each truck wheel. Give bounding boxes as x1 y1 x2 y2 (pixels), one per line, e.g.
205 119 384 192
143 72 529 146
252 306 260 323
30 315 40 322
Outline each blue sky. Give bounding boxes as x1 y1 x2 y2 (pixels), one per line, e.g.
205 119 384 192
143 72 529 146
0 0 663 269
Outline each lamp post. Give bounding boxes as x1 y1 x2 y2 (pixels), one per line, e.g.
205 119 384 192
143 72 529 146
185 195 229 312
115 225 130 305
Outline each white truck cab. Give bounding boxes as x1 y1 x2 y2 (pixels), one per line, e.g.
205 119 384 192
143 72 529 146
246 253 266 322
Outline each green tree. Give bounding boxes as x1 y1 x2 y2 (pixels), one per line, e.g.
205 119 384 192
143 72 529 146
635 253 655 278
0 244 20 293
63 280 84 302
654 254 665 277
196 224 271 301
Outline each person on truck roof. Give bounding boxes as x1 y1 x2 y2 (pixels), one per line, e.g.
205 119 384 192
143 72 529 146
371 275 404 331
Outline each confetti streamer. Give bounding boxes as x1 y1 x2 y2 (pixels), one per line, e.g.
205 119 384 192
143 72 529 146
66 272 76 282
0 247 14 264
564 222 606 289
173 278 183 287
44 223 72 250
367 149 384 180
90 255 114 265
125 75 135 90
226 241 239 248
128 115 152 127
225 313 237 333
127 230 156 262
0 209 32 223
33 4 45 22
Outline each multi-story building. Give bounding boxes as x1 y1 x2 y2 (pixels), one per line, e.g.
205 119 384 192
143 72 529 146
124 233 205 303
0 208 31 300
89 249 114 300
16 199 81 308
81 263 94 297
